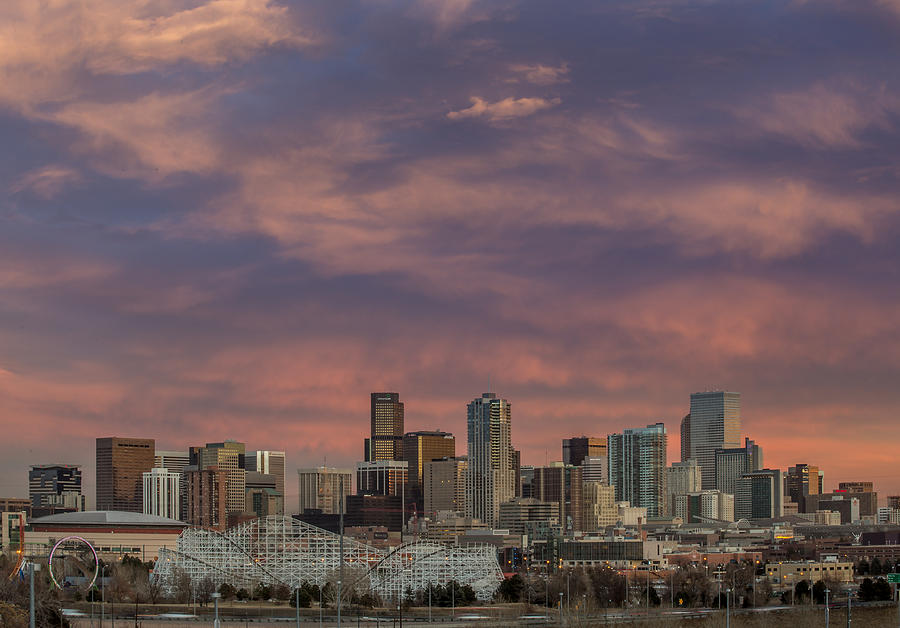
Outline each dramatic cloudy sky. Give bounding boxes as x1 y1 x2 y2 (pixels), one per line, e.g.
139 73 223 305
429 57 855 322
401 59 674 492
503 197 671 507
3 0 900 509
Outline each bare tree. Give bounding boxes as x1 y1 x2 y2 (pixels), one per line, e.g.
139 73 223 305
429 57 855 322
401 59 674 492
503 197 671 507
197 576 216 605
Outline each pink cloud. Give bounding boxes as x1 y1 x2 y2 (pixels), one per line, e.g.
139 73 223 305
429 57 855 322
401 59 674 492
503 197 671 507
508 63 570 86
733 80 898 148
447 96 562 122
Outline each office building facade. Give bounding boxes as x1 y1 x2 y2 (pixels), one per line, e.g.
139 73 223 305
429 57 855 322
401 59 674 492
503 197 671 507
423 457 467 515
582 456 608 484
29 465 84 513
562 437 607 467
298 467 352 515
680 414 691 463
402 431 455 511
715 438 763 496
735 469 782 520
96 437 155 512
532 464 584 531
185 467 227 531
582 481 617 531
688 391 741 489
608 423 667 517
142 467 180 520
784 463 820 513
196 441 246 516
674 490 734 523
465 393 515 527
366 392 404 462
246 451 286 504
154 450 190 521
357 460 409 498
666 460 702 515
498 498 558 535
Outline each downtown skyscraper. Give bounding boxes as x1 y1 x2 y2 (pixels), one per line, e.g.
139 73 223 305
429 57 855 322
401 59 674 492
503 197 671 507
608 423 667 517
96 437 155 512
688 391 741 489
366 392 404 462
466 392 515 527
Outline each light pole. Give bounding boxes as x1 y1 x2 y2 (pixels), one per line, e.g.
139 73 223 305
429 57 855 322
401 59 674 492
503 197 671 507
725 587 731 628
338 475 344 628
101 564 106 628
28 562 36 628
847 591 851 628
825 588 830 627
212 592 221 628
296 586 300 628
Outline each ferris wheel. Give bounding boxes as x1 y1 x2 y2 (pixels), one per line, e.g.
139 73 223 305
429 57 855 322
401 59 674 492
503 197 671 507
48 536 100 591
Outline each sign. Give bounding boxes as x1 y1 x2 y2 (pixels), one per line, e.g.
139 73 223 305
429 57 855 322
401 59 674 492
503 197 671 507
887 573 900 583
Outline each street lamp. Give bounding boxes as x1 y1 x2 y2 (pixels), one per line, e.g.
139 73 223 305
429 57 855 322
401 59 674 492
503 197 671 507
725 587 731 628
212 592 221 628
825 588 830 627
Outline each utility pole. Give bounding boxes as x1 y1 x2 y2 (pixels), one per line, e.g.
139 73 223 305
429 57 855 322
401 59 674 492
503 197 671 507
29 562 36 628
725 587 731 628
338 475 344 627
212 592 221 628
101 564 106 628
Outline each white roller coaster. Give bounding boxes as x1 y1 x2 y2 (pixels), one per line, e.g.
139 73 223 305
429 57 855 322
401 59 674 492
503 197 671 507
152 516 503 601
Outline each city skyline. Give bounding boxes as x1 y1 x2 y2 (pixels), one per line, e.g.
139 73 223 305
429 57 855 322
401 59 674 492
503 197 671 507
2 1 900 507
1 388 889 515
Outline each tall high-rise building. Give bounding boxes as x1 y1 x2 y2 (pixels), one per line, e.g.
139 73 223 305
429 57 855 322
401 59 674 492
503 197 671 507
423 457 467 515
402 431 455 511
142 467 180 520
298 467 352 515
366 392 404 462
785 463 820 513
735 469 782 520
96 437 155 512
688 391 741 489
608 423 667 517
196 441 246 515
582 481 617 531
246 451 286 504
715 437 763 496
562 437 607 467
29 465 84 512
185 467 227 531
680 414 691 463
532 464 584 531
666 460 702 515
155 450 190 521
465 392 515 527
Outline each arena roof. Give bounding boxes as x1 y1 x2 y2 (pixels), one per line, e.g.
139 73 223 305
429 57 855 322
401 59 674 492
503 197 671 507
29 511 187 528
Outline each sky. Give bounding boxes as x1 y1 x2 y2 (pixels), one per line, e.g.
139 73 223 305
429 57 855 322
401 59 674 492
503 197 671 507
2 0 900 511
